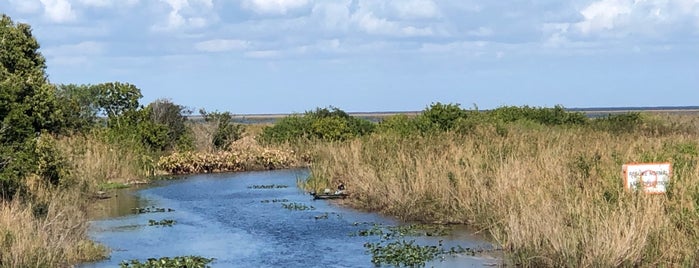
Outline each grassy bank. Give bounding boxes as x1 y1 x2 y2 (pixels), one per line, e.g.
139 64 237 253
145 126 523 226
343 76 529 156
306 114 699 266
0 134 141 267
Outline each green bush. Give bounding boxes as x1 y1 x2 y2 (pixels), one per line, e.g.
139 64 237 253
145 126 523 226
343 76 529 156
259 106 375 143
489 105 588 126
421 102 470 131
199 109 244 150
591 112 643 133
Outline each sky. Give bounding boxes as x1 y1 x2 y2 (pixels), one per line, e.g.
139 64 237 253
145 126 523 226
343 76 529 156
1 0 698 114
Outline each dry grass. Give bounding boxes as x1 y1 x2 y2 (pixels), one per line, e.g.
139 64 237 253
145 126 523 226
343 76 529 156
0 184 107 267
57 134 148 186
0 134 146 267
307 120 699 266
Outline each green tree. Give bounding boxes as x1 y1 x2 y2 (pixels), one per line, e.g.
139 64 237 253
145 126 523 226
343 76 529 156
55 84 102 131
93 82 142 120
146 99 192 150
199 109 244 150
0 15 65 198
421 102 468 131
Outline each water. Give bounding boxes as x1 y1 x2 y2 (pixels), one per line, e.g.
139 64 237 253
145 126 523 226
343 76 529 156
82 169 500 267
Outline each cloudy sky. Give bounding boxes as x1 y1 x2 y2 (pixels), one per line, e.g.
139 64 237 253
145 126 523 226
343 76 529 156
1 0 698 113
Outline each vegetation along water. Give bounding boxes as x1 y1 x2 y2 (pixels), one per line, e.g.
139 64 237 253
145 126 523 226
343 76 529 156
2 13 699 267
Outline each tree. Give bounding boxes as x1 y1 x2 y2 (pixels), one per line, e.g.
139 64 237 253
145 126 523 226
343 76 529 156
421 102 468 131
55 84 101 131
146 99 191 150
0 15 65 198
199 109 244 150
93 82 142 119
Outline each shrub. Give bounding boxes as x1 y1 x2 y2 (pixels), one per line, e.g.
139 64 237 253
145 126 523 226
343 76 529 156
489 105 588 126
421 102 469 131
199 109 244 150
259 106 375 144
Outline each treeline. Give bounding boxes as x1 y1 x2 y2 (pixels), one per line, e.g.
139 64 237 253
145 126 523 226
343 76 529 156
259 102 667 144
0 14 242 200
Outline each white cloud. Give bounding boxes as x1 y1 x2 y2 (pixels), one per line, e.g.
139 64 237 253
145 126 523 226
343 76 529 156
242 0 309 15
311 1 351 30
576 0 632 34
8 0 42 13
39 0 76 23
575 0 699 35
195 39 250 52
351 10 433 37
76 0 141 7
391 0 440 19
76 0 112 7
154 0 215 31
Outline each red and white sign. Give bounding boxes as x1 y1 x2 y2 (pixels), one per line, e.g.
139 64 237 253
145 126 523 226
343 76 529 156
622 162 672 194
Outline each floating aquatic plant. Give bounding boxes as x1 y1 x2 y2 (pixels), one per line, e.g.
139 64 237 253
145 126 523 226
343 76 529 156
354 223 488 266
313 212 341 220
281 202 315 211
148 219 176 227
261 199 289 203
119 256 214 268
248 184 289 189
133 206 175 214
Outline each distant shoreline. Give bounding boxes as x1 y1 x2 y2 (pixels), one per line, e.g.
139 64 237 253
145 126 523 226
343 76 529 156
224 106 699 119
185 106 699 123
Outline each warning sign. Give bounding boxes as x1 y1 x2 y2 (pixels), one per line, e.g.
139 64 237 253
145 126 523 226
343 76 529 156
622 163 672 194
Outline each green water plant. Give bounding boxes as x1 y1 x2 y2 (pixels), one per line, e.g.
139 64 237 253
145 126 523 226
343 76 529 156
261 199 289 203
248 184 289 189
119 256 214 268
148 219 176 227
281 202 315 211
133 206 175 214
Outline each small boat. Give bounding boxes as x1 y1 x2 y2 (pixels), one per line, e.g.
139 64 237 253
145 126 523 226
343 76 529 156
310 192 349 200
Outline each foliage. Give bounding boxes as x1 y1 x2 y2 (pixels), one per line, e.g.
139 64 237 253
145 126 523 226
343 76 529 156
157 147 300 175
146 99 192 150
119 256 215 268
0 15 67 198
378 104 592 137
259 106 375 143
591 112 643 133
55 84 101 132
358 223 480 267
93 82 142 120
199 109 244 150
489 105 588 125
421 102 470 131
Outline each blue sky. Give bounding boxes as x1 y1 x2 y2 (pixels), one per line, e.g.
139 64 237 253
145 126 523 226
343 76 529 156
1 0 698 114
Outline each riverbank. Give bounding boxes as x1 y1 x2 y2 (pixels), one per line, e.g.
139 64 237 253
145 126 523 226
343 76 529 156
306 113 699 266
0 129 306 267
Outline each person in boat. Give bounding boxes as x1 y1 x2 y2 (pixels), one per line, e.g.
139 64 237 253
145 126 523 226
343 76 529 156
334 182 346 195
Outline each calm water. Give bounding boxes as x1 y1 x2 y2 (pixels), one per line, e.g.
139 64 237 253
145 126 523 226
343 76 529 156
82 169 500 267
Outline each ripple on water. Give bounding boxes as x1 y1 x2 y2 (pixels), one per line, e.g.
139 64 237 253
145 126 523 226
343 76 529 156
82 169 500 268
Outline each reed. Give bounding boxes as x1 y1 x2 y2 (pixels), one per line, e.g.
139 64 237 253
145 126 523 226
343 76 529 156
0 134 148 267
0 185 107 267
307 118 699 266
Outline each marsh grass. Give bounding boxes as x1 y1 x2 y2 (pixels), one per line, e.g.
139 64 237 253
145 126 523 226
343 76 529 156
0 186 107 267
307 115 699 266
0 134 149 267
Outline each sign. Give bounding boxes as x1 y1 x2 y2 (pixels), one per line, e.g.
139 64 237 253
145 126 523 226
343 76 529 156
622 162 672 194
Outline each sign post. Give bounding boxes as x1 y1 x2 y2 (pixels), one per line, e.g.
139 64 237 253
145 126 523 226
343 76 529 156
622 163 672 194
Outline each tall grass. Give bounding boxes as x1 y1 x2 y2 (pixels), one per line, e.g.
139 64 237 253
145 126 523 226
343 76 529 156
0 183 107 267
0 134 148 267
58 134 149 187
307 118 699 266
